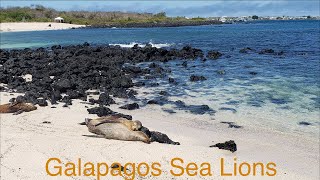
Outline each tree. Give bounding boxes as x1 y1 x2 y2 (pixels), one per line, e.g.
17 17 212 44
35 5 45 11
252 15 259 20
154 12 166 18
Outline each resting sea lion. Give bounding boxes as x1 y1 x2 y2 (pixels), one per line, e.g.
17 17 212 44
85 117 150 144
90 116 142 131
140 126 180 145
0 102 37 113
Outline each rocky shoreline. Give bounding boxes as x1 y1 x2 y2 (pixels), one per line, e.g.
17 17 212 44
0 43 288 116
0 43 206 111
0 43 237 147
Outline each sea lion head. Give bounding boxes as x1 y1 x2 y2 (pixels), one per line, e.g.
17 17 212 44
85 118 93 126
24 103 37 111
132 120 142 131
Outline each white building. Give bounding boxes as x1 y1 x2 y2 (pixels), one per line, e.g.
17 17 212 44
54 17 64 23
219 16 227 22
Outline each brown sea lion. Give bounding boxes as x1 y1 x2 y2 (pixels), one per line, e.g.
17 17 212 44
85 117 150 144
91 116 142 131
0 102 37 113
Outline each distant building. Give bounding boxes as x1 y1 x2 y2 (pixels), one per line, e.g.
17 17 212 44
54 17 64 23
219 16 227 22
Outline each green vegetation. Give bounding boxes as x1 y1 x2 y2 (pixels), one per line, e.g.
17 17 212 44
191 17 206 21
0 5 210 25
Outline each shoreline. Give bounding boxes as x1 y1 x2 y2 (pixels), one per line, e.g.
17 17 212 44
0 22 85 32
88 20 224 28
0 21 222 33
0 43 319 179
1 92 318 179
0 21 224 33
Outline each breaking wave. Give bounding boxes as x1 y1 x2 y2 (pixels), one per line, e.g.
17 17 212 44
109 42 173 48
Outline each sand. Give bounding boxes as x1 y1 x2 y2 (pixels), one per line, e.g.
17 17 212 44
0 92 319 180
0 22 85 32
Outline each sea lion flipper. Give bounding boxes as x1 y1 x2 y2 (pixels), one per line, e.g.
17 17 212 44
79 122 87 125
13 110 24 115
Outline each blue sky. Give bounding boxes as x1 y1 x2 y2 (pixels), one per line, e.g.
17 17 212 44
1 1 319 17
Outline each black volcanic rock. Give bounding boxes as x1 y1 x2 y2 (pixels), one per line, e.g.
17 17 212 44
97 93 115 105
258 49 284 56
298 121 312 126
147 99 160 105
15 95 27 103
149 62 161 69
168 77 176 84
220 121 242 128
87 93 115 106
182 61 188 67
259 49 275 54
187 105 212 115
190 75 207 81
207 50 222 59
53 79 75 92
37 99 48 107
110 76 133 88
61 96 72 105
87 106 114 117
122 66 144 75
210 140 237 152
23 91 39 104
216 70 226 75
50 90 62 104
159 91 169 96
219 107 237 113
119 103 140 110
65 90 84 100
134 82 145 87
87 106 132 119
0 44 207 113
239 47 253 53
172 100 215 115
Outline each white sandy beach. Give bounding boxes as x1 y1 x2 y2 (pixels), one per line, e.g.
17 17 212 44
0 92 319 180
0 22 85 32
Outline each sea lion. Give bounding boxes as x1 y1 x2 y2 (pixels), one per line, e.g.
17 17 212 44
90 116 142 131
140 126 180 145
0 102 37 113
85 117 150 144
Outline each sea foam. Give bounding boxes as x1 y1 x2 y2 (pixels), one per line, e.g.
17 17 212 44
109 42 173 48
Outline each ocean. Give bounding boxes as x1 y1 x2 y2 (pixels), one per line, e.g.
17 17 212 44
1 20 319 138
